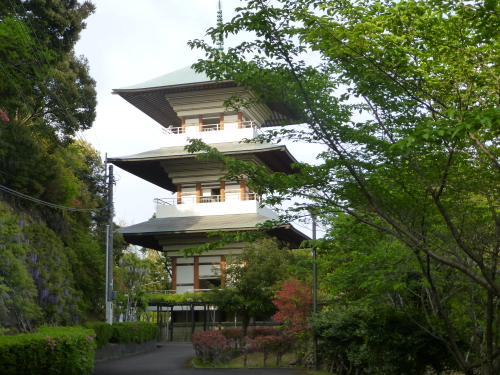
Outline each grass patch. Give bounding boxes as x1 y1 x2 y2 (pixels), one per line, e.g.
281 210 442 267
191 356 226 368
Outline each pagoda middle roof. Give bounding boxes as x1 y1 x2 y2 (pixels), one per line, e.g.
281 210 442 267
108 141 298 192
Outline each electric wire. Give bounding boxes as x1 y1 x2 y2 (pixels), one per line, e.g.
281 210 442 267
0 62 35 112
0 183 109 212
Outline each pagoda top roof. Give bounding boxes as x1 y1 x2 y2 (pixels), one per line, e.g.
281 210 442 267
117 213 309 251
115 66 213 91
112 65 302 128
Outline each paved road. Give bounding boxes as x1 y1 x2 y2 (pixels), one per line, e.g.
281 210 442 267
92 342 308 375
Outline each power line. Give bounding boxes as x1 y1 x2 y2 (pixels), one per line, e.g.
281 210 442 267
0 183 109 212
0 62 35 112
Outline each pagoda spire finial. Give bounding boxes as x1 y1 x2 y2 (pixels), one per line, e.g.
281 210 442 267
216 0 224 53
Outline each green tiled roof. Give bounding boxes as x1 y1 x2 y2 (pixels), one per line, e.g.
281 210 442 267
115 66 211 91
118 213 272 235
117 214 309 250
109 142 291 162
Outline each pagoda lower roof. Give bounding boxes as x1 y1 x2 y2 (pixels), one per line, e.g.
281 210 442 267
117 213 309 251
108 142 298 193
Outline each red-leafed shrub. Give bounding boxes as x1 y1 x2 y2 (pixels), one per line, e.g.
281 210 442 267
247 326 279 338
191 331 229 367
221 328 242 348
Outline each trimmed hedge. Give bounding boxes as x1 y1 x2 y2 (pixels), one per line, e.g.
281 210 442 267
110 322 158 344
0 326 96 375
147 291 210 303
83 322 114 349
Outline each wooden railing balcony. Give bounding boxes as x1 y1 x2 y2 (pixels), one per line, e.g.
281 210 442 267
154 193 260 206
162 121 258 135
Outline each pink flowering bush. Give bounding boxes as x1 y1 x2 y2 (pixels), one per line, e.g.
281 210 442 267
191 330 229 367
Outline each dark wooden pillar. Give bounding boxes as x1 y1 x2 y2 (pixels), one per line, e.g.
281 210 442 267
204 304 207 331
170 305 174 341
171 258 177 293
191 304 195 335
194 257 199 291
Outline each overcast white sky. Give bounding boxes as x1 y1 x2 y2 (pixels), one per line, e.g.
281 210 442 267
74 0 322 236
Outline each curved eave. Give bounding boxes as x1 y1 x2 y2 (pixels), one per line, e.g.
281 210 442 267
113 81 237 128
113 80 303 128
117 214 309 251
108 144 299 193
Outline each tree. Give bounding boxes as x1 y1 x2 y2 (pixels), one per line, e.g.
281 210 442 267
141 249 172 292
209 238 289 336
273 279 312 333
187 0 500 373
114 252 152 322
0 0 96 139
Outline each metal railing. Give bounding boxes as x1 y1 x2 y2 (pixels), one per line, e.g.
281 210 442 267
145 290 175 294
186 289 211 293
155 192 260 206
162 121 258 135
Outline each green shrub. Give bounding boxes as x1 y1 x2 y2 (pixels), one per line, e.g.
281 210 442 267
110 321 158 344
0 326 96 375
83 322 113 349
312 306 457 375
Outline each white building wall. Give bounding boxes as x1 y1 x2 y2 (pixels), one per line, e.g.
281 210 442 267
156 200 278 219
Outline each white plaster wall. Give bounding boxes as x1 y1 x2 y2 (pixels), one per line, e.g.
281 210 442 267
156 199 278 219
177 270 194 285
177 257 194 264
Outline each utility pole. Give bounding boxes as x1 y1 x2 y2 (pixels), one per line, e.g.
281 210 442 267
105 164 114 324
312 213 318 369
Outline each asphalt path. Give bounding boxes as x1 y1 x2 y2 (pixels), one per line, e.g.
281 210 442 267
92 342 309 375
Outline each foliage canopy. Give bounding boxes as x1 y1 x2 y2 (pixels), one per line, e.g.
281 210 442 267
187 0 500 373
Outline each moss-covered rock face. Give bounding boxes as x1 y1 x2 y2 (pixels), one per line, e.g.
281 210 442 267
0 202 41 332
23 224 83 326
0 201 104 332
